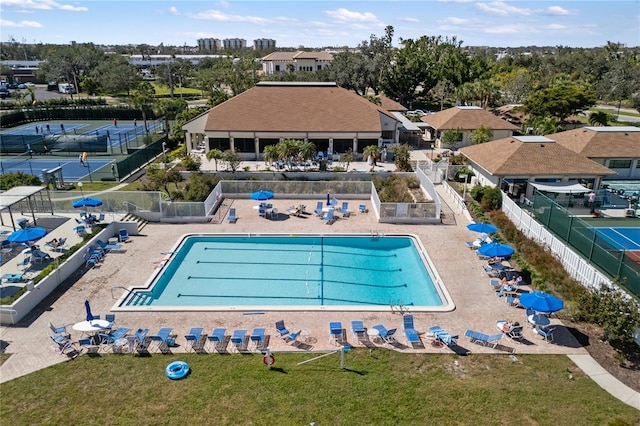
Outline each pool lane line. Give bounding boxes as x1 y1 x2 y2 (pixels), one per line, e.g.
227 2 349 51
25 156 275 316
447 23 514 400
185 275 407 288
175 293 402 306
202 246 397 257
194 260 401 272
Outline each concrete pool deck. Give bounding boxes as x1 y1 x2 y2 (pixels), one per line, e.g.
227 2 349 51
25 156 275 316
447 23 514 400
1 197 590 380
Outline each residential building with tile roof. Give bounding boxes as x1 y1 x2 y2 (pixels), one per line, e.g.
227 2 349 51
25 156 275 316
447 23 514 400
421 106 519 149
261 51 334 74
459 135 615 199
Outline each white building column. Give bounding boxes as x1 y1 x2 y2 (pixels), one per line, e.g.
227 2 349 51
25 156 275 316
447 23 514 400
255 137 260 160
353 138 358 156
229 137 235 152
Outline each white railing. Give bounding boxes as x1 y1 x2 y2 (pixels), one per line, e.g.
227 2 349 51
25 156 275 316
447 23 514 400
502 194 611 290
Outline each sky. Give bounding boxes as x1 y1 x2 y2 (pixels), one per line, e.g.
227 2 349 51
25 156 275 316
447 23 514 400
0 0 639 49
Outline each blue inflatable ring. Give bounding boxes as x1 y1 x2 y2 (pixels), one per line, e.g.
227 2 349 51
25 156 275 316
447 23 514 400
165 361 189 380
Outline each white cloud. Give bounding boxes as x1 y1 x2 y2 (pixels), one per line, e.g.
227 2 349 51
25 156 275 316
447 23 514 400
169 6 178 15
188 9 271 24
216 1 229 7
0 18 43 27
440 16 470 25
476 1 531 17
546 6 572 16
545 23 567 30
324 8 379 23
399 17 420 23
2 0 86 12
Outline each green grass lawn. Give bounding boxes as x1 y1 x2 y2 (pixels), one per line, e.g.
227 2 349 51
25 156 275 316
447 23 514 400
1 351 637 425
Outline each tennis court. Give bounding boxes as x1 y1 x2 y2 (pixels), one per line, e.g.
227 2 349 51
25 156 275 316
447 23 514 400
0 158 113 181
580 226 640 251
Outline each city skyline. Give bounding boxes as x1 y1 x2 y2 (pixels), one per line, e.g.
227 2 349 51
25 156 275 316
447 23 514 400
1 0 638 49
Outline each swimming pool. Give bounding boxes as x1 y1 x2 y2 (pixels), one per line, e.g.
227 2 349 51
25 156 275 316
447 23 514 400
114 234 454 312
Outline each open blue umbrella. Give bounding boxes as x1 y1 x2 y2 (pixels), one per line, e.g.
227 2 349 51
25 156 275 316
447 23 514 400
73 197 103 208
250 190 274 201
85 300 95 322
467 223 498 234
7 227 47 243
477 242 515 258
519 291 565 313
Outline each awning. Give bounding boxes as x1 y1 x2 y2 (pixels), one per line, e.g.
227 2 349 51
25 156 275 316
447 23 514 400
530 181 591 194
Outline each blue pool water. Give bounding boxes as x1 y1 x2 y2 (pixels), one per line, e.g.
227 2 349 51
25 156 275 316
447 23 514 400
120 235 447 310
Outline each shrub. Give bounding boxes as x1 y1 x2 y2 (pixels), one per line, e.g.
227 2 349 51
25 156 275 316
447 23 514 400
481 187 502 211
454 167 475 183
470 185 486 202
181 155 201 171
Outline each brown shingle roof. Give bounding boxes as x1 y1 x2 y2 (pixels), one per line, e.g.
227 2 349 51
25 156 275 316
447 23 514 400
547 127 640 158
459 136 615 176
422 106 519 131
378 95 407 112
203 83 396 132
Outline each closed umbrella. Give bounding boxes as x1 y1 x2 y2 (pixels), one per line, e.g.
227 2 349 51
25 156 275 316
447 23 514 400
519 291 564 313
467 223 498 234
73 197 103 208
250 190 274 201
7 227 47 243
84 300 95 322
477 242 515 258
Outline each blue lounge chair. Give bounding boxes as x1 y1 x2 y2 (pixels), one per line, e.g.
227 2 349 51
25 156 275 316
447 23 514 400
275 320 290 339
537 327 555 342
133 328 149 351
323 209 336 225
339 202 350 217
403 314 421 344
207 328 227 351
250 327 266 349
359 204 367 213
97 239 124 252
464 329 503 348
75 225 86 236
185 327 204 352
78 338 99 354
49 322 69 338
351 320 366 342
329 321 343 344
314 201 324 216
227 208 237 223
429 325 458 346
118 228 130 243
372 325 398 345
104 314 116 329
231 329 247 352
149 327 172 352
50 335 77 355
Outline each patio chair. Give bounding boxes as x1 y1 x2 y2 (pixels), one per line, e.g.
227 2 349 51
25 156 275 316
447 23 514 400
275 320 290 339
49 322 69 338
339 202 350 217
231 329 247 352
207 328 227 351
505 296 522 307
359 204 368 213
118 228 130 243
50 334 77 355
403 314 421 344
185 327 204 352
258 206 267 218
227 208 237 223
104 314 116 329
149 327 172 352
537 327 555 342
351 320 366 343
75 225 86 236
97 239 124 252
496 320 523 341
464 329 503 348
323 209 336 225
372 325 398 345
329 321 343 345
250 327 266 349
78 338 99 354
314 201 324 216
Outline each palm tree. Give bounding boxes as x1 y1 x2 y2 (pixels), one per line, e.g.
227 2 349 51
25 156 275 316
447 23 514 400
263 145 279 166
588 111 609 126
362 145 379 165
470 126 494 144
131 81 156 132
299 142 317 167
276 139 300 170
205 149 223 171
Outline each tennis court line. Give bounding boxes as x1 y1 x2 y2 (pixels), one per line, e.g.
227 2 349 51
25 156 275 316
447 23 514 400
597 227 640 251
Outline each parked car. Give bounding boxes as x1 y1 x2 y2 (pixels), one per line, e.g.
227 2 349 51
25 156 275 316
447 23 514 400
8 83 18 89
24 82 35 87
0 87 10 99
17 84 26 89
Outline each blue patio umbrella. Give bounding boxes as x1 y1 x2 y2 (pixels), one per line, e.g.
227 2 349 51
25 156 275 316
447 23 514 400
250 190 274 201
519 291 565 313
477 242 515 258
467 223 498 234
73 197 103 208
7 227 47 243
85 300 95 322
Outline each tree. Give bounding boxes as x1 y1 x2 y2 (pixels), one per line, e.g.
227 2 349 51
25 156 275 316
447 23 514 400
362 145 379 165
0 172 41 190
222 149 241 172
131 81 156 132
299 142 317 166
263 145 279 166
441 128 463 150
340 149 355 170
470 126 494 144
390 144 412 172
588 111 610 126
37 43 105 98
93 55 140 95
205 149 223 171
524 78 597 122
522 116 563 135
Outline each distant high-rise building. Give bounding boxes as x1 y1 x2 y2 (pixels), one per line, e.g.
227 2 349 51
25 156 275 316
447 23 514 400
198 38 222 52
223 38 247 50
253 39 276 51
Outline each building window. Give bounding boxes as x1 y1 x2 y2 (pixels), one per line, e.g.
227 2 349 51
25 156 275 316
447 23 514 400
275 65 280 72
609 159 632 168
